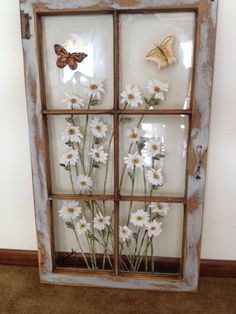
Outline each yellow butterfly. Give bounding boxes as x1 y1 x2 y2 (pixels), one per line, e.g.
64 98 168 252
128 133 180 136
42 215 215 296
146 35 177 70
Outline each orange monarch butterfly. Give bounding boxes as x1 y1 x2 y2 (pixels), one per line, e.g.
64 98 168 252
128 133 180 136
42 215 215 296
145 35 177 70
54 44 87 70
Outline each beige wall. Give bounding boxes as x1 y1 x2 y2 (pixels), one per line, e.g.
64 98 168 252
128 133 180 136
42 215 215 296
0 0 236 259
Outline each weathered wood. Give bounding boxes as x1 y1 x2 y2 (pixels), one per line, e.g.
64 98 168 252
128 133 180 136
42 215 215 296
113 9 120 276
20 0 218 291
42 109 192 115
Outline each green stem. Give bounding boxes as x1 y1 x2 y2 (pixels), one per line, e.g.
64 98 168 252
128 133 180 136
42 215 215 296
68 167 75 194
121 241 135 271
119 114 145 192
90 201 97 268
103 132 114 195
77 143 86 174
82 95 93 163
72 227 91 269
88 137 95 176
137 237 151 272
126 166 136 225
85 233 96 269
151 238 154 273
134 230 148 270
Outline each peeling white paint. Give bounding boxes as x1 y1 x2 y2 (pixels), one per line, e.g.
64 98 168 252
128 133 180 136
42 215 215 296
20 0 218 291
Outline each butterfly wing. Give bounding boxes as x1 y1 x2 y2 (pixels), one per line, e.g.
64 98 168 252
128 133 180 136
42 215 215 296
70 52 88 63
67 57 78 70
67 52 87 70
145 47 168 70
54 44 69 69
159 35 177 66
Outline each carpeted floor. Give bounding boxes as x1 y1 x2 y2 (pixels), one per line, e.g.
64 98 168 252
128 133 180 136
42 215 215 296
0 265 236 314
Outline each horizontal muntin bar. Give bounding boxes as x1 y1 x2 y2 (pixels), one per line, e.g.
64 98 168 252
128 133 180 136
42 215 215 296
42 109 114 115
42 109 192 115
49 194 114 201
117 110 192 115
49 194 186 203
119 196 186 203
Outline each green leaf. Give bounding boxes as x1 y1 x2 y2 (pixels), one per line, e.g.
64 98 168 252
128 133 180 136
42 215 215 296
65 117 73 124
144 97 149 105
60 163 70 171
137 141 145 151
94 137 103 144
153 155 161 161
65 222 75 230
90 99 98 106
93 162 100 169
120 116 132 124
65 141 73 147
128 172 134 182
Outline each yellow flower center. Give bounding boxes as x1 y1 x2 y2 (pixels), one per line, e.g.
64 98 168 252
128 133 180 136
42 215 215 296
154 86 161 93
95 152 100 158
151 226 156 231
153 173 160 179
136 216 143 221
90 84 98 90
130 133 138 139
132 158 139 165
157 204 163 209
151 144 158 151
128 93 135 100
66 153 73 159
68 128 75 135
80 181 86 186
80 223 85 228
96 125 101 132
67 207 74 213
70 98 77 104
99 218 104 223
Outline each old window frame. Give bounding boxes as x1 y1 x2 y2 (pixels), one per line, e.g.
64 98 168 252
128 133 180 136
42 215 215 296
20 0 218 291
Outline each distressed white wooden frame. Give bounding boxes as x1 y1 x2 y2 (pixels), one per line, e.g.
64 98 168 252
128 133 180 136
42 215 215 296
20 0 218 291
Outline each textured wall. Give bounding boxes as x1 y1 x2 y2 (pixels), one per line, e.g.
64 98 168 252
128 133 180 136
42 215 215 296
0 0 235 260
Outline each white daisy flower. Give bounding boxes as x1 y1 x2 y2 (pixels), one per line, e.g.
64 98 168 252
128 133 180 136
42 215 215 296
146 79 169 101
93 214 111 231
130 209 149 227
62 93 85 109
119 225 133 242
146 168 164 186
88 146 108 164
76 217 91 235
120 84 143 108
90 117 108 138
146 168 164 185
61 125 83 143
146 220 162 238
149 202 170 216
124 152 144 170
126 128 144 143
59 201 81 221
144 138 161 157
60 149 79 166
84 78 105 100
75 174 93 193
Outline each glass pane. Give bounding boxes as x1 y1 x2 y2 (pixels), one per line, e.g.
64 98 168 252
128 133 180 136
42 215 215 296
42 15 113 109
48 115 114 195
119 115 188 197
120 13 195 110
119 202 184 274
54 200 114 271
